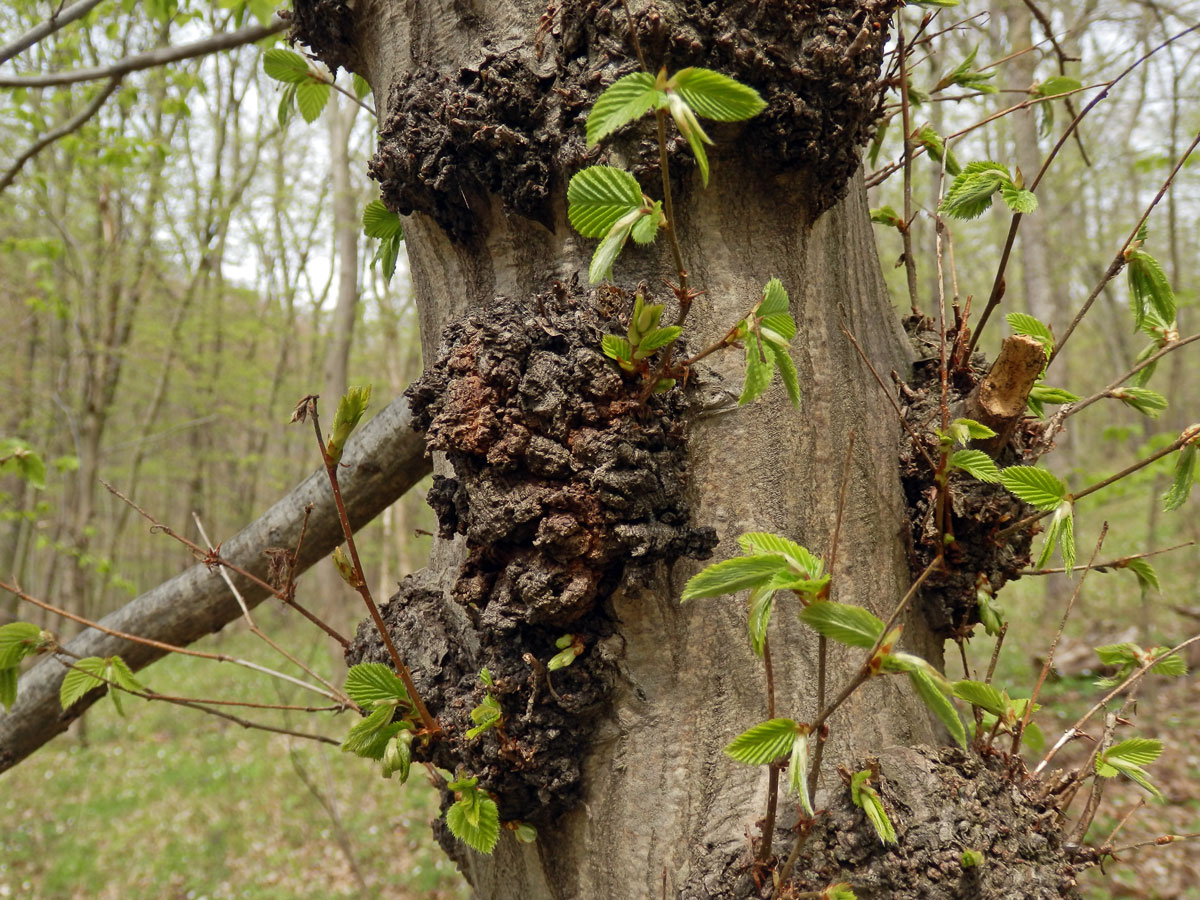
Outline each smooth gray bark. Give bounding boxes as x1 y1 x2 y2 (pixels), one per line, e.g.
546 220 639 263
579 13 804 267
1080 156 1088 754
329 1 941 896
0 394 430 772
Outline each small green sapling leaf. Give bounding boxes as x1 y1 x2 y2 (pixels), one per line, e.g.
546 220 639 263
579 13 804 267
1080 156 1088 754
724 717 800 765
850 769 897 845
586 71 660 146
949 449 1001 483
344 662 411 708
799 601 885 649
1163 439 1197 512
681 554 786 601
446 777 501 854
1000 465 1067 510
0 622 47 668
328 385 371 463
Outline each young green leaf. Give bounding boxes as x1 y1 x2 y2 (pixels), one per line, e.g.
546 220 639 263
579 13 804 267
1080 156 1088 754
787 728 813 815
909 669 966 750
588 217 637 284
341 704 405 759
1000 184 1038 214
960 849 985 869
951 680 1007 718
666 93 713 186
799 601 885 649
1150 649 1187 677
681 554 787 601
823 882 857 900
775 349 801 407
1097 738 1164 798
362 200 403 240
586 71 660 146
850 770 897 845
949 449 1001 483
328 385 371 462
0 622 45 668
1163 442 1197 512
870 206 904 229
1000 465 1067 510
0 667 16 712
1109 387 1167 418
1126 249 1175 332
295 80 331 123
567 166 645 238
601 334 635 369
1034 76 1082 97
381 731 413 781
937 47 997 96
1005 312 1054 360
344 662 411 708
277 83 296 127
668 68 767 122
60 656 109 709
938 161 1011 220
737 533 823 577
1120 558 1160 599
630 201 664 244
466 693 503 739
353 73 372 99
262 48 310 84
107 656 144 693
1027 384 1079 417
739 333 776 405
757 278 790 316
942 417 997 447
513 822 538 843
1037 500 1075 572
635 325 682 356
446 781 501 854
916 125 961 175
724 717 800 765
0 439 47 490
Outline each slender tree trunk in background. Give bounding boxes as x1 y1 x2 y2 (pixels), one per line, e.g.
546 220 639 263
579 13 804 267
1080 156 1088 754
315 90 364 640
293 1 947 896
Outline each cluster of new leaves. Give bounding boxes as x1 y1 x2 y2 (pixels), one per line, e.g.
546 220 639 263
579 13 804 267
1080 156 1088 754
1096 737 1165 798
601 293 680 390
1094 642 1187 689
686 531 970 829
0 622 53 712
937 417 1001 484
466 668 502 740
445 776 501 855
681 532 827 656
261 48 370 125
362 200 405 285
1003 313 1080 417
724 718 815 814
736 279 801 407
326 385 371 464
1120 228 1179 388
1164 427 1199 511
930 47 997 98
999 466 1075 571
850 768 897 845
341 662 416 776
939 161 1038 220
569 67 764 284
547 634 585 672
53 653 145 718
0 438 48 490
585 67 767 187
951 680 1044 753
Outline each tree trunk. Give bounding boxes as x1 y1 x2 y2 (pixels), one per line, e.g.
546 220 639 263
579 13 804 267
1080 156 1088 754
291 1 1071 897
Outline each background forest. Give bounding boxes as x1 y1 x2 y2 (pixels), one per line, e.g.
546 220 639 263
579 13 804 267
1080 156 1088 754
1 0 1198 897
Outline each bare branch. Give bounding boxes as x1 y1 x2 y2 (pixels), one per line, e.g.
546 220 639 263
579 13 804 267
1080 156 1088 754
0 394 430 774
0 77 120 194
0 18 286 88
0 0 106 66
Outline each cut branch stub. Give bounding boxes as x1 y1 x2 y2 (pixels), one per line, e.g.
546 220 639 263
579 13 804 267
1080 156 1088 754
963 334 1045 453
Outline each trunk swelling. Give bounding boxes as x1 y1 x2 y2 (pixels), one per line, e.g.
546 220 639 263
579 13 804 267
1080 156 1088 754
294 0 947 896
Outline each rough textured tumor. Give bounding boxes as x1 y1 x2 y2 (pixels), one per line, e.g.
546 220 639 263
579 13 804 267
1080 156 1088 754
346 281 715 827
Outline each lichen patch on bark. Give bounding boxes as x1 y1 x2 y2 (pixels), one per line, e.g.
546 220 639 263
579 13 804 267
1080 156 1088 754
347 282 715 827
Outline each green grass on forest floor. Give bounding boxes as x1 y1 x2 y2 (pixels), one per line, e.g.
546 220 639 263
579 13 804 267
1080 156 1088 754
0 607 469 900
